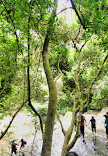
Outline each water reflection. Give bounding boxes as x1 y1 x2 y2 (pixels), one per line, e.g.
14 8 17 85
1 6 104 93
92 136 97 151
71 128 108 156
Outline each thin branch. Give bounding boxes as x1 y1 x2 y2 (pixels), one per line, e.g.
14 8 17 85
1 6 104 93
74 25 81 41
28 102 43 134
70 0 86 30
56 110 66 135
79 39 88 52
75 105 80 112
70 90 76 104
0 100 27 140
27 15 43 134
47 7 73 24
68 101 84 150
67 127 79 151
84 54 108 104
71 38 79 52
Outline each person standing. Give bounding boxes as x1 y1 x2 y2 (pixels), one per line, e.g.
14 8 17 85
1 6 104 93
11 140 17 156
88 116 96 136
80 115 87 142
104 112 108 142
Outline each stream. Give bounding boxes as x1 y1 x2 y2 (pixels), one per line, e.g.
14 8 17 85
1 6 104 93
69 127 108 156
0 109 108 156
22 122 108 156
18 127 108 156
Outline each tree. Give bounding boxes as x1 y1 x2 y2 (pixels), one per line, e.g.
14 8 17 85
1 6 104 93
0 0 107 156
55 23 108 155
41 0 58 155
0 0 53 138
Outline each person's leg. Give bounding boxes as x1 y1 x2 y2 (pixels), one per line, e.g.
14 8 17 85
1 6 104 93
92 126 94 135
80 126 82 136
11 148 13 156
106 127 108 142
82 126 85 141
14 149 17 155
94 126 96 135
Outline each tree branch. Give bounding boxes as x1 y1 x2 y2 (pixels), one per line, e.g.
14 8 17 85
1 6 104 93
27 15 44 134
71 38 79 52
70 0 86 30
48 7 73 24
1 0 20 57
0 100 27 140
28 102 43 134
56 110 66 135
84 54 108 104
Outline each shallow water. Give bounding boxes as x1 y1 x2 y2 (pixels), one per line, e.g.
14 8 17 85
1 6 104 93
69 126 108 156
1 109 108 156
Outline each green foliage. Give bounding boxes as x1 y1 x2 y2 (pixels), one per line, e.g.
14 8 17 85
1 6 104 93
49 44 72 76
48 20 74 76
63 74 75 92
57 95 73 115
0 0 107 129
32 83 48 103
90 81 108 110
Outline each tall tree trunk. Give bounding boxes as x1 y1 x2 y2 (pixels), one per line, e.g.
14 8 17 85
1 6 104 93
41 34 57 156
41 1 58 156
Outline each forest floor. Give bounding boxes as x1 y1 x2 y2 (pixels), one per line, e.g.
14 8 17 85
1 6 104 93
0 108 108 156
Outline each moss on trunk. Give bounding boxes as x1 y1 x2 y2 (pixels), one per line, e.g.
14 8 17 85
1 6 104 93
41 34 57 156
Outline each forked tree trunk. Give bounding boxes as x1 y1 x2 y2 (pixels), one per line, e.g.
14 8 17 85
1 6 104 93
61 54 108 156
61 101 83 156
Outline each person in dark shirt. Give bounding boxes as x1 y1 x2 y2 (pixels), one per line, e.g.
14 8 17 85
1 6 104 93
11 140 17 156
20 138 27 149
88 116 96 136
104 112 108 119
104 112 108 142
